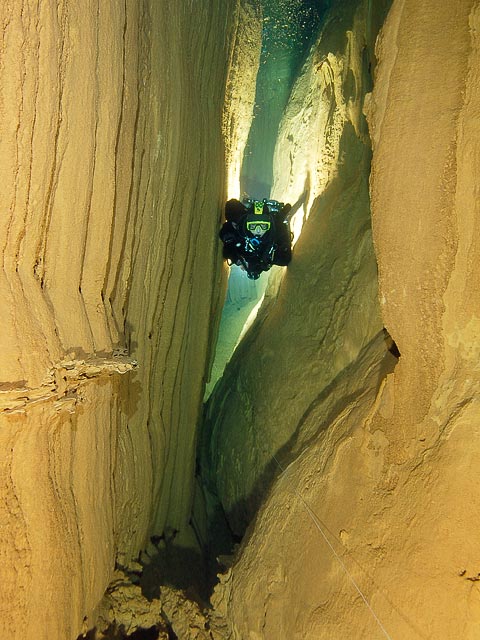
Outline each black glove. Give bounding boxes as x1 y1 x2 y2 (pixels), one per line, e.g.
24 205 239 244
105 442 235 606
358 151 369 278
221 231 238 245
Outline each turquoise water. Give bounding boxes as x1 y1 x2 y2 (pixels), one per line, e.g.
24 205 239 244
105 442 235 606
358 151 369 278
241 0 331 198
206 1 332 399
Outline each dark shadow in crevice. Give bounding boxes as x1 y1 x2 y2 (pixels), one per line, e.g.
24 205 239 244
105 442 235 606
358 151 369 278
78 624 165 640
139 541 209 607
224 330 399 540
383 327 400 359
137 505 238 608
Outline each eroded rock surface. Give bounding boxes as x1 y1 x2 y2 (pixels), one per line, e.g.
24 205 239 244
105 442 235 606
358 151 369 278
205 0 480 638
87 570 212 640
0 1 243 637
3 0 480 637
202 0 388 537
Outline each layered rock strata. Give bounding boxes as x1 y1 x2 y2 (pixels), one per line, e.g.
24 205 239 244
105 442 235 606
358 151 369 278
223 1 262 198
0 1 243 637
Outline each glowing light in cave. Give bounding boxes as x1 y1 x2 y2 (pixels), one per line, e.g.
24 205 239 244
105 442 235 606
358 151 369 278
235 292 266 347
227 152 242 201
290 207 306 245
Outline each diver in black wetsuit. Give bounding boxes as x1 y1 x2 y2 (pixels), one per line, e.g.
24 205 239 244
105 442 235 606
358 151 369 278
219 198 293 280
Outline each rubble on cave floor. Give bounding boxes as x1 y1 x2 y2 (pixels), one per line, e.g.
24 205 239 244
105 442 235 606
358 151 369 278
78 568 216 640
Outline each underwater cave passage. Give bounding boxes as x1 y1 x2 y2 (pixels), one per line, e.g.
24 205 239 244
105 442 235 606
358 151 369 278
207 0 331 399
241 0 330 196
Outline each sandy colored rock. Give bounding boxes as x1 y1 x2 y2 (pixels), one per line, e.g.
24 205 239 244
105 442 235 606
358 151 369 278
223 1 263 198
201 0 387 536
3 0 480 638
0 1 244 638
89 570 212 639
207 0 480 638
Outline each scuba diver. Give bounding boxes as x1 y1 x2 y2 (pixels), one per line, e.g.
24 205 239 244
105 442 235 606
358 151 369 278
219 198 293 280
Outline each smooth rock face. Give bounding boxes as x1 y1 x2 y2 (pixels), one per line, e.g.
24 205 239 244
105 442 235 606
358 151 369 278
208 0 480 638
0 1 240 637
202 0 388 536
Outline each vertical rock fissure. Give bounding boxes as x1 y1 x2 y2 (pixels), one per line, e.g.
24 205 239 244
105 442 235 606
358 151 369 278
193 3 395 621
192 1 337 587
2 0 478 637
195 4 397 637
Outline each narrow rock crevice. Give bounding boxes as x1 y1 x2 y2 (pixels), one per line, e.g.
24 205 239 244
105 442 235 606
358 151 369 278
2 0 480 638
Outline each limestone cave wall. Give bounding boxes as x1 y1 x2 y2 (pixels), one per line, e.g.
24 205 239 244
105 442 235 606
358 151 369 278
202 0 390 537
206 1 480 638
0 1 245 637
2 0 480 637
